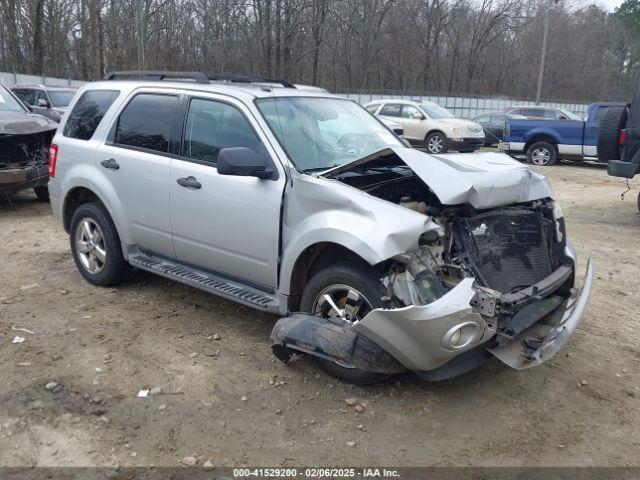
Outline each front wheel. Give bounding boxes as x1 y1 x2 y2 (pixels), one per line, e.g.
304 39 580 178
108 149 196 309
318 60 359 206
300 261 392 384
69 202 126 286
527 141 557 166
425 132 448 154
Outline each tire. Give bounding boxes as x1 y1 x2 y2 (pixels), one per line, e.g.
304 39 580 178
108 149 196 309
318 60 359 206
425 132 448 154
598 107 628 161
69 202 125 286
526 141 557 166
300 261 392 385
33 186 49 201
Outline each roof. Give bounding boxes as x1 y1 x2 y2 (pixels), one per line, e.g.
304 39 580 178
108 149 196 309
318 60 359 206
13 84 77 90
80 79 343 101
364 99 436 106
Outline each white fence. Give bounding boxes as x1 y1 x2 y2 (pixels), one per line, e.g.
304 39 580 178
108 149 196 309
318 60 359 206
340 92 589 119
0 71 86 88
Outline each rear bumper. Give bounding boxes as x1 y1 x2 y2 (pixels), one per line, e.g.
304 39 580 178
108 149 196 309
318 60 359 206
607 160 640 179
0 164 49 194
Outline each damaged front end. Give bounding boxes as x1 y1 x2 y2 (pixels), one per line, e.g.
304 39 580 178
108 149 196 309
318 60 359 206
0 119 56 196
271 148 593 382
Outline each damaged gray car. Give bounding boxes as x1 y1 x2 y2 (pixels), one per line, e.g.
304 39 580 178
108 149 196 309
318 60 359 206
50 74 593 385
0 82 57 200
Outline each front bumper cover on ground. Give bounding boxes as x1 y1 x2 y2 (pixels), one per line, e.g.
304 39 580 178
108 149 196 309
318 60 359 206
271 261 593 380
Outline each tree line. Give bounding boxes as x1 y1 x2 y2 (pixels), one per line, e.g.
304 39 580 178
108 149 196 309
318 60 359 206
1 0 639 102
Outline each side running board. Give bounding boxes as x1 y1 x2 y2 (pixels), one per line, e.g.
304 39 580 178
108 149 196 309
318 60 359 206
128 252 279 312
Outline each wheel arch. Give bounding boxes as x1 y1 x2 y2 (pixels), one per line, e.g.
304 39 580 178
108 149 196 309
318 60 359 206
524 133 559 152
425 129 448 141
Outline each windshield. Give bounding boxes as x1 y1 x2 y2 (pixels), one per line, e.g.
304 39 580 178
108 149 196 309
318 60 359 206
256 97 403 172
419 103 455 119
557 107 581 120
0 84 27 112
48 90 76 107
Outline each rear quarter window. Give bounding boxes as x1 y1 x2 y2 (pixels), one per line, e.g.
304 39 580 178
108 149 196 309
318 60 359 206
63 90 120 140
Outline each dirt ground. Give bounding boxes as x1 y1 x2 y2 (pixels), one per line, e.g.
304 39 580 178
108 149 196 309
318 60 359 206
1 160 639 468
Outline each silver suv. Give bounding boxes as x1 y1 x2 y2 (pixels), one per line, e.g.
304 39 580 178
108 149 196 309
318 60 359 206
49 71 593 384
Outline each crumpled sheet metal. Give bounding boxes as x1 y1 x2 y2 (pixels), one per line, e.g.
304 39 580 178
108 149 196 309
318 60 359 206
395 147 555 210
488 260 594 369
0 111 58 135
352 278 494 372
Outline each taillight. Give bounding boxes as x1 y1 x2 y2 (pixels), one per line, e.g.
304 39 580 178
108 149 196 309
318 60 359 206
48 144 58 177
619 129 627 145
504 122 510 137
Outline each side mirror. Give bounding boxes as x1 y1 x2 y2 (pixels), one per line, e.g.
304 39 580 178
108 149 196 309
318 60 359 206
37 98 50 108
558 115 568 120
217 147 275 180
411 112 424 120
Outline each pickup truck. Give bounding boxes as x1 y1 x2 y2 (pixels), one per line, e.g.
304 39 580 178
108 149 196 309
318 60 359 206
598 84 639 213
499 102 626 165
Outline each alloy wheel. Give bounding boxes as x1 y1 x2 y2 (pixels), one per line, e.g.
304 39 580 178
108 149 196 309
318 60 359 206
427 135 444 153
531 147 552 165
313 284 374 323
74 218 107 274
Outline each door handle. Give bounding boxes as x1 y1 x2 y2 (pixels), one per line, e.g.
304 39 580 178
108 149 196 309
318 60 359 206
176 176 201 189
100 158 120 170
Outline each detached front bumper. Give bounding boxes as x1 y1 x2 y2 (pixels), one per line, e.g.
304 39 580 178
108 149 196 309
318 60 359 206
488 260 594 369
271 260 593 381
0 164 49 195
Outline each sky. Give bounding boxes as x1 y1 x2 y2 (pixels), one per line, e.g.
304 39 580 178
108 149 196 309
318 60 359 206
587 0 624 10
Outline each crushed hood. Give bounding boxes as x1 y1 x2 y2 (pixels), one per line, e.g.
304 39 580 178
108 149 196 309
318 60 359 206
0 111 58 135
322 147 554 209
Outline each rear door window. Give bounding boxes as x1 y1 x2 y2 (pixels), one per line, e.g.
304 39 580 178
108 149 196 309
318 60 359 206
182 98 261 164
114 93 179 153
379 103 402 117
63 90 120 140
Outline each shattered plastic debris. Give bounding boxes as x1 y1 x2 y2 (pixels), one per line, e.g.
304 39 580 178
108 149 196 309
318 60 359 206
19 283 39 291
12 325 35 335
12 336 26 344
137 389 150 398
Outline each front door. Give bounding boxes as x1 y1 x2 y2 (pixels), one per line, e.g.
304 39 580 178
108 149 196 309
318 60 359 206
169 95 284 288
400 104 427 141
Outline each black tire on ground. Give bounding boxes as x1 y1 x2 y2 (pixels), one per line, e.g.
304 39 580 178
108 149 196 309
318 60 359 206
69 202 126 286
526 141 557 166
597 107 628 161
425 132 448 154
300 261 392 385
33 186 50 201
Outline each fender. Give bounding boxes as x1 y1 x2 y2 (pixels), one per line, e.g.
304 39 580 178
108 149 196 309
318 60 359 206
523 126 561 145
278 172 439 294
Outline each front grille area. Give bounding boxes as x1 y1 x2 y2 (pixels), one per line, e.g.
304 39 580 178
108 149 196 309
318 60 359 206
454 209 556 293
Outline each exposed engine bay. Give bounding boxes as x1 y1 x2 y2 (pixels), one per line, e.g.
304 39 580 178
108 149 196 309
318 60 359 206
324 153 571 314
0 131 53 168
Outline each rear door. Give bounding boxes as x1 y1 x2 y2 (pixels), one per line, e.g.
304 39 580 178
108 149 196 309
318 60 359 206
97 89 181 257
169 94 285 288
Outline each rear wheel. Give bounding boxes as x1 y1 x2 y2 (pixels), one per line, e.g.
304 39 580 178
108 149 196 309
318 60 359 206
425 132 448 154
69 202 125 286
597 106 628 161
33 186 49 201
300 261 392 385
526 141 557 166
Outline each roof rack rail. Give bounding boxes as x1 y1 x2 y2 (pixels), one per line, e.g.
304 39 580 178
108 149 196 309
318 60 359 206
103 71 210 84
207 73 296 89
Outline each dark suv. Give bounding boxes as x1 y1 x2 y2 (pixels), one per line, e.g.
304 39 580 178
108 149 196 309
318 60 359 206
12 84 77 123
598 85 640 212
